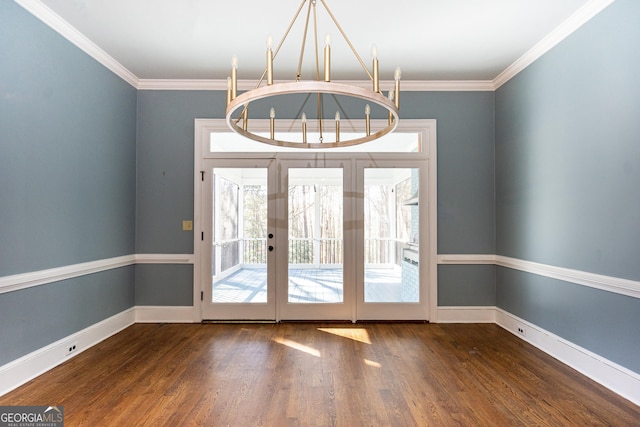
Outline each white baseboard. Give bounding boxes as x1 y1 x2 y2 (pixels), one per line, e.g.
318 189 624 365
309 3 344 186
437 306 497 323
134 306 196 323
0 306 198 397
0 308 135 397
495 308 640 407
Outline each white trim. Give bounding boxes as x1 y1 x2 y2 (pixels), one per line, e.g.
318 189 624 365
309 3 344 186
15 0 139 88
437 306 496 323
495 308 640 407
134 254 195 264
0 254 197 295
495 255 640 299
492 0 615 89
0 255 136 295
437 254 497 264
138 79 494 92
193 119 438 323
134 306 196 323
437 254 640 300
0 308 135 397
4 253 634 302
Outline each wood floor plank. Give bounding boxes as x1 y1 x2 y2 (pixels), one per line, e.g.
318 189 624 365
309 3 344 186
1 323 638 426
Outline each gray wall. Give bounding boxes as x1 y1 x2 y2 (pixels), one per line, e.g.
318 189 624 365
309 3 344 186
134 90 496 307
134 91 221 305
0 2 137 364
495 0 640 373
401 92 496 307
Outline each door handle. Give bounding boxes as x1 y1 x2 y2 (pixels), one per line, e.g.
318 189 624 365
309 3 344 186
268 245 274 251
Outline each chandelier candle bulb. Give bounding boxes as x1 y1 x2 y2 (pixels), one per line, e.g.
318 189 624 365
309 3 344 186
231 56 238 100
335 111 340 142
302 112 307 143
372 45 379 93
365 104 371 136
270 107 275 139
266 36 274 85
394 66 401 109
324 34 331 82
226 77 232 106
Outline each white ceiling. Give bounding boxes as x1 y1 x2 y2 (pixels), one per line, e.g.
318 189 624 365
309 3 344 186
35 0 600 82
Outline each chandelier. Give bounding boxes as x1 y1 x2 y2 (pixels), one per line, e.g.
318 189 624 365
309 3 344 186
225 0 401 149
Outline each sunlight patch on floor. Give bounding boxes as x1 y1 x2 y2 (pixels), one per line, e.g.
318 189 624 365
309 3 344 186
272 337 321 357
317 327 372 344
363 359 382 368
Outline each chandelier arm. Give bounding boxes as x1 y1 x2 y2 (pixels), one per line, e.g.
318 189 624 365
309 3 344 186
273 0 308 59
312 1 324 141
312 1 320 83
319 0 373 81
296 0 314 81
254 0 309 91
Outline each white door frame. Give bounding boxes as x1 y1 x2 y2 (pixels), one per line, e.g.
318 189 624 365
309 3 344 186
355 159 430 320
276 158 355 321
200 158 278 320
193 119 437 322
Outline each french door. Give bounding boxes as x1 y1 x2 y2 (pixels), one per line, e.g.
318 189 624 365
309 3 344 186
355 159 429 320
200 155 428 321
201 158 277 320
277 159 354 320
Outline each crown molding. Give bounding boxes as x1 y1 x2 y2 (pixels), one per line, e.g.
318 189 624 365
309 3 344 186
15 0 139 88
137 79 495 92
18 0 614 92
492 0 615 89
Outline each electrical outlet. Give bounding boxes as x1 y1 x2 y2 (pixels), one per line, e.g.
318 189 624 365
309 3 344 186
516 326 526 337
66 342 78 356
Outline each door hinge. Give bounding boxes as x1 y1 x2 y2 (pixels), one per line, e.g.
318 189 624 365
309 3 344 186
201 291 204 301
201 231 204 241
200 170 205 181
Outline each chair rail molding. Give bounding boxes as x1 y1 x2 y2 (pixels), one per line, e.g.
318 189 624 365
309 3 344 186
437 254 640 299
0 254 195 295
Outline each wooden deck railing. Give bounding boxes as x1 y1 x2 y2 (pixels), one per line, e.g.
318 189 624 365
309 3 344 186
215 237 405 273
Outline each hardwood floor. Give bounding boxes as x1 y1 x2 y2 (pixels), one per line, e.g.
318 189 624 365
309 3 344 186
1 323 638 426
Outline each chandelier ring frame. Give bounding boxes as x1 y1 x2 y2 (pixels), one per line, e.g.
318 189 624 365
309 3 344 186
226 81 399 149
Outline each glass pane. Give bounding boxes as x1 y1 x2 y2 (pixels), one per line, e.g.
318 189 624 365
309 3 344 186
364 168 419 302
211 132 420 153
212 168 268 303
288 168 343 303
